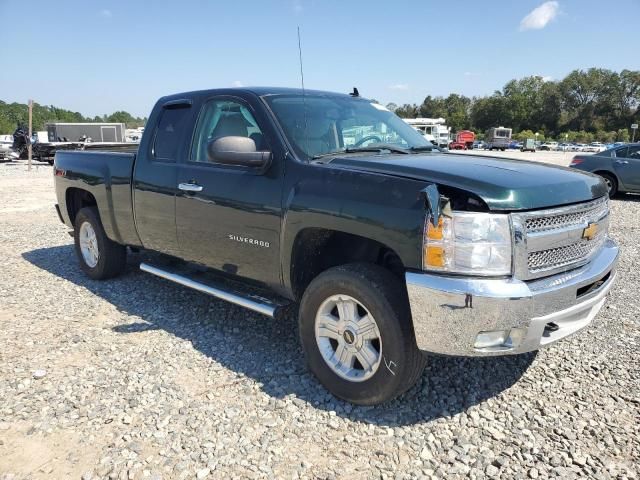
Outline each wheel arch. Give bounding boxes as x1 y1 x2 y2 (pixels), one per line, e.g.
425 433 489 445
288 227 406 301
65 187 98 226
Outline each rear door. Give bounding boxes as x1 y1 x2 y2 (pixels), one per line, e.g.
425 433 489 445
175 95 284 288
133 100 193 256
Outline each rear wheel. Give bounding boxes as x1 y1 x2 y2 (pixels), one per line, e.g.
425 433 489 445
299 264 426 405
598 172 618 198
74 207 126 280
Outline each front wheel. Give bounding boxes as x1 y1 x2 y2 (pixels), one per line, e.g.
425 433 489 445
299 264 426 405
598 172 618 198
74 207 127 280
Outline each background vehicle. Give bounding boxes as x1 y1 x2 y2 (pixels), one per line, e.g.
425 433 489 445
520 138 536 152
54 87 617 405
403 118 451 148
584 142 606 153
485 126 512 151
47 122 126 143
0 134 15 161
539 142 558 151
571 143 640 196
449 130 475 150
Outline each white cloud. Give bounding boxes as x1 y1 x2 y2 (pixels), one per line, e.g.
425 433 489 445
231 80 244 87
293 0 303 13
100 9 112 18
541 75 553 82
388 84 409 91
519 1 559 31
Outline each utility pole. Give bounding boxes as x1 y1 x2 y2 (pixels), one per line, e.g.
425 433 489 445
632 123 638 143
28 99 33 171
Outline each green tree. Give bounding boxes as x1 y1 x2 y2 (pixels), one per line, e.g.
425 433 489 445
394 104 419 118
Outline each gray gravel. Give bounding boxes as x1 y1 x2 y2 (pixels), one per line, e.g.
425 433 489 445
0 162 638 479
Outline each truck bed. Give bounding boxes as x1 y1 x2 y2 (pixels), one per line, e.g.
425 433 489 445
54 150 140 247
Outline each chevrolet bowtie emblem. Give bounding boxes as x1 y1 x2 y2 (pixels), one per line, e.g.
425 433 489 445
582 222 599 241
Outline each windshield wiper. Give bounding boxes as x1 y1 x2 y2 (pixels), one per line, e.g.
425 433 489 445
345 145 410 155
408 145 438 153
312 144 410 160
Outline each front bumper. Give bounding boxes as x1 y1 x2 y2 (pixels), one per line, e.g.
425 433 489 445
406 238 619 356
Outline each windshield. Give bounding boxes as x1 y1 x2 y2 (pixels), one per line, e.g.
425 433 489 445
263 94 433 160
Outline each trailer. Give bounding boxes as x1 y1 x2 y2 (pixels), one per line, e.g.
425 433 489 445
403 118 451 148
485 127 512 151
46 122 126 143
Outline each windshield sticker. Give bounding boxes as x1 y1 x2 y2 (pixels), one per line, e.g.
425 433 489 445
371 103 389 111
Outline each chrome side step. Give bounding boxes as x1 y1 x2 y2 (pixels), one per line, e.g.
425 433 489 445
140 262 280 317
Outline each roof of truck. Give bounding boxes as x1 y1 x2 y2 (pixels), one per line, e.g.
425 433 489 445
160 87 361 101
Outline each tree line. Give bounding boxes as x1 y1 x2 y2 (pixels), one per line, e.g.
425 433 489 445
389 68 639 143
0 101 146 135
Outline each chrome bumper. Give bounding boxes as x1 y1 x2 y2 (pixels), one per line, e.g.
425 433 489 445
406 238 619 356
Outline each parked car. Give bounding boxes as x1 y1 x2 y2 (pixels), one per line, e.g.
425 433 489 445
472 140 486 149
0 134 15 161
53 87 618 405
538 142 558 151
587 142 606 153
570 144 640 196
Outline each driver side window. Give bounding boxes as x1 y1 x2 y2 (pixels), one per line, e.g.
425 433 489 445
191 99 267 163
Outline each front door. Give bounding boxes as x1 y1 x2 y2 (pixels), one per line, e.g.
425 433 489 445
615 144 640 190
175 96 283 288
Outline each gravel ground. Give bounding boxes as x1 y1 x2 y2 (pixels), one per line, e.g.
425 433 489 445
0 161 638 480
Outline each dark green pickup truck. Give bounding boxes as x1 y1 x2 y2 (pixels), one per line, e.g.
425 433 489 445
53 87 618 405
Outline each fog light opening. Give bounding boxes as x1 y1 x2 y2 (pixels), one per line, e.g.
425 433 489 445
474 328 526 351
474 330 509 349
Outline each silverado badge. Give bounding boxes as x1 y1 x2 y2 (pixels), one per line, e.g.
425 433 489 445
582 222 599 241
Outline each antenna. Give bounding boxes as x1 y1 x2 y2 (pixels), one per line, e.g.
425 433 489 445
297 26 309 157
297 26 305 94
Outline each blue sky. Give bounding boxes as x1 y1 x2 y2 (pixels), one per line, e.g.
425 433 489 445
0 0 637 117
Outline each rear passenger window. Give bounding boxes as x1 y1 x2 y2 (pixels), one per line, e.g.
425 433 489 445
153 106 191 160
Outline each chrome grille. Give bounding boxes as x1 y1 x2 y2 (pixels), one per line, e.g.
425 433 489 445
528 234 606 272
525 197 608 234
512 197 610 280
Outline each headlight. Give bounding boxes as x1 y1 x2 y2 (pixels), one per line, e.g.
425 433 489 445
423 212 512 275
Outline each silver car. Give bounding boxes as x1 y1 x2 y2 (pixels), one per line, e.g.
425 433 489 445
570 144 640 197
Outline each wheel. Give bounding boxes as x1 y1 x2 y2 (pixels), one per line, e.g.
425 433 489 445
598 172 618 198
299 263 426 405
501 148 506 151
74 207 126 280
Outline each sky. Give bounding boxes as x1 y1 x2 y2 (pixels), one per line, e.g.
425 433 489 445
0 0 638 118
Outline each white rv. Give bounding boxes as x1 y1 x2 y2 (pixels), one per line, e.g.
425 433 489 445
403 118 450 148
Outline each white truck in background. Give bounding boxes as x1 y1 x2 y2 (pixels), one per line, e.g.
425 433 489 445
403 118 451 148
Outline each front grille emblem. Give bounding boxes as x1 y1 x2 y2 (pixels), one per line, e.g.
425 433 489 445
582 222 599 241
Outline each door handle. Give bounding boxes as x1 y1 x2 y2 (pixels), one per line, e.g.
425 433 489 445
614 160 629 165
178 182 203 192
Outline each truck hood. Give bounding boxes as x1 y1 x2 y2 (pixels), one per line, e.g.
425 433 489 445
327 153 607 211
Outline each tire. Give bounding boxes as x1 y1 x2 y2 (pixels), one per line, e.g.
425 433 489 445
598 172 618 198
299 263 426 405
74 207 126 280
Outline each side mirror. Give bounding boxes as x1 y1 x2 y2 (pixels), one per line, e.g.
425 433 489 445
207 136 271 168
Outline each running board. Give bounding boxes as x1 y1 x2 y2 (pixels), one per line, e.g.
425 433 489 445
140 262 285 318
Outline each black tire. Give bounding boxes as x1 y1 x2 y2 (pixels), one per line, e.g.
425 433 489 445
598 172 618 198
74 207 126 280
299 263 426 405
